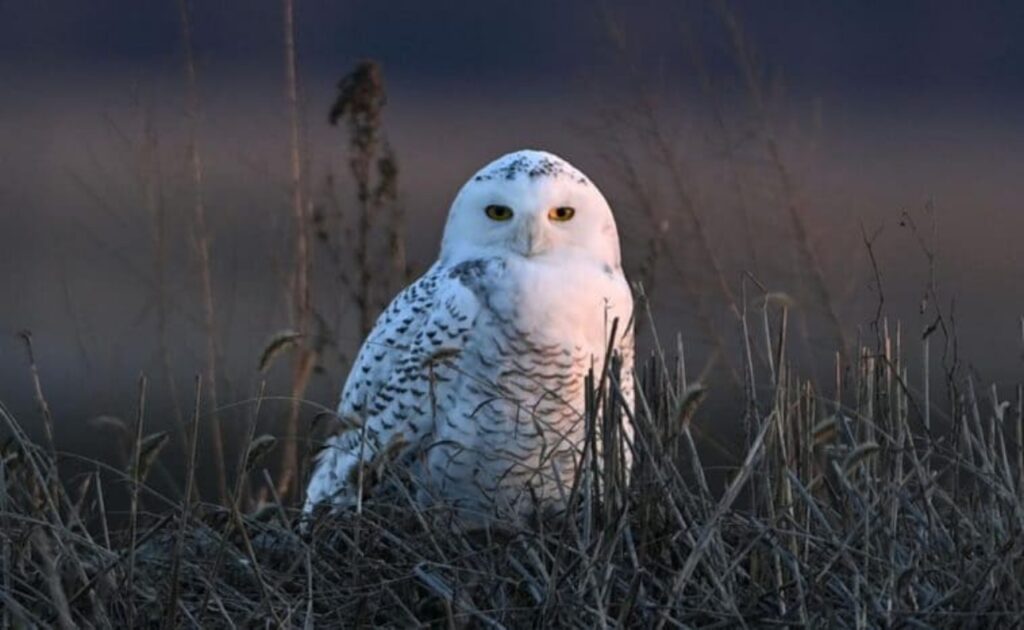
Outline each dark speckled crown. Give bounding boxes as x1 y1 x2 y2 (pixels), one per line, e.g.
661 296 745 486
472 150 590 186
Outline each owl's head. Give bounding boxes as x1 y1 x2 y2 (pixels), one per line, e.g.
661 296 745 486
440 150 623 270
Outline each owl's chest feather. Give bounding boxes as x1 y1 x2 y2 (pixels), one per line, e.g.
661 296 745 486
475 256 628 352
434 258 624 445
414 256 633 510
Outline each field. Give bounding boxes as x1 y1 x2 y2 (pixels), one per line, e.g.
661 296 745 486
5 308 1024 626
3 1 1024 628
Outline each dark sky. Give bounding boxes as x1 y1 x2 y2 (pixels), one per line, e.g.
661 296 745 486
2 1 1023 98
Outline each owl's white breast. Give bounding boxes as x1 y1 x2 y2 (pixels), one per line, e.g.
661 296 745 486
418 254 633 518
498 256 633 354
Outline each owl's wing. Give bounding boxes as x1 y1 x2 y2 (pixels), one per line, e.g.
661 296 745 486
303 261 487 514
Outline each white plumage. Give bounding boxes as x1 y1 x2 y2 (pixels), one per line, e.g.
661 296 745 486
303 149 634 522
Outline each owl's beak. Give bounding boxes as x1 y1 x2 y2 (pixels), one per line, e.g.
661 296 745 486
516 216 549 258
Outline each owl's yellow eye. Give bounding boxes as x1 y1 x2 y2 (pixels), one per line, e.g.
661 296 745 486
485 204 514 221
549 206 576 222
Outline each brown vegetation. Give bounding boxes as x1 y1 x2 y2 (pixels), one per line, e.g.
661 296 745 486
3 300 1024 626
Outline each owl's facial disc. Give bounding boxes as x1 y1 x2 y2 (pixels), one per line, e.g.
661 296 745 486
442 149 623 270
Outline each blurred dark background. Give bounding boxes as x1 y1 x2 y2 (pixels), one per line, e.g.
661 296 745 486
2 0 1023 503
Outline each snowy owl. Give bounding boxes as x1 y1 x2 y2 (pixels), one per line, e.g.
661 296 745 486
304 149 634 523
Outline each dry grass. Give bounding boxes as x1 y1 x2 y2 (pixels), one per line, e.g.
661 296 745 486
3 297 1024 628
176 0 228 507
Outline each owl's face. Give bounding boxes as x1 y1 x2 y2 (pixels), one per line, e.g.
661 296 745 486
441 150 623 270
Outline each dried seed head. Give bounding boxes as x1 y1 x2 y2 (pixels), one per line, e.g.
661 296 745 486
133 431 170 483
258 330 304 373
244 435 278 473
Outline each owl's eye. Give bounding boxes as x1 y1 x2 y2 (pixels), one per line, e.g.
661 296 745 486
549 206 576 222
485 204 514 221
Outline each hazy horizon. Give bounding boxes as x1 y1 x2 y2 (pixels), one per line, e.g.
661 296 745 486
2 2 1023 474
